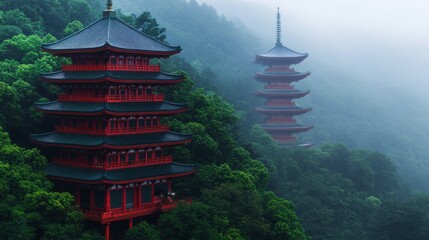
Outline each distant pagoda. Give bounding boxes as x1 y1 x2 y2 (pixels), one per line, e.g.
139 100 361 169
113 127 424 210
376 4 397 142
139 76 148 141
31 1 196 239
254 8 312 146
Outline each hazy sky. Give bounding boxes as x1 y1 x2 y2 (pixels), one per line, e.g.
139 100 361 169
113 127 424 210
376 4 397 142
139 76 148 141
196 0 429 43
196 0 429 96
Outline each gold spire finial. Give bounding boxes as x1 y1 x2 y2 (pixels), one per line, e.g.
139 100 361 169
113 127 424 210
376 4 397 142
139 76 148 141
276 7 282 46
103 0 116 17
107 0 113 11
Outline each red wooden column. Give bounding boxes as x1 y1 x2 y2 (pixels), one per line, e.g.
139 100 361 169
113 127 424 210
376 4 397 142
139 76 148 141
90 189 95 210
122 186 126 211
105 223 110 240
168 180 172 192
129 218 133 229
151 182 155 204
105 188 111 212
106 119 111 133
137 185 142 209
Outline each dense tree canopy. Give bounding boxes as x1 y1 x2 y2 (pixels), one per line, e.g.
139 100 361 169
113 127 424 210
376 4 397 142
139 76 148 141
0 33 61 145
0 0 428 239
0 128 102 240
0 0 96 37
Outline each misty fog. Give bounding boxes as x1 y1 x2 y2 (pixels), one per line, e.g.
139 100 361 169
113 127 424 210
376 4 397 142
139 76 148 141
195 0 429 190
4 0 429 238
197 0 429 93
115 0 429 191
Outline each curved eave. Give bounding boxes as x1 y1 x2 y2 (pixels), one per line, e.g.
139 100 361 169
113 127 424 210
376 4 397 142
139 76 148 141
31 131 192 150
255 90 310 98
40 77 183 85
262 125 313 133
43 45 181 57
47 162 197 184
42 17 181 57
35 108 189 116
34 101 188 116
255 72 311 82
40 71 184 85
256 107 312 115
255 55 308 65
255 44 309 65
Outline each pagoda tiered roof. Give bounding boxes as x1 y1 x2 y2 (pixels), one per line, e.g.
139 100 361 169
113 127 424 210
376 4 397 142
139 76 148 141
252 8 313 146
33 1 197 237
255 89 310 98
47 162 197 183
34 101 187 116
255 44 308 65
40 71 184 84
31 131 192 149
42 16 180 56
255 71 310 82
256 106 312 115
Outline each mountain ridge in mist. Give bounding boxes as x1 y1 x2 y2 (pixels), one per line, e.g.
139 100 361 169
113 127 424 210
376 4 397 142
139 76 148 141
115 0 429 192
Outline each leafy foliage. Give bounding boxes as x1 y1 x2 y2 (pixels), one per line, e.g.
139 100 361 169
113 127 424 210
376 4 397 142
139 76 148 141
0 33 62 144
117 11 167 42
255 143 410 240
0 128 102 240
63 20 84 36
125 222 160 240
370 196 429 240
0 0 95 38
0 9 43 42
0 1 427 240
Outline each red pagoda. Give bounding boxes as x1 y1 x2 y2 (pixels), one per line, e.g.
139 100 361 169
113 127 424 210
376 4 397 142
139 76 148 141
31 1 196 239
254 8 312 146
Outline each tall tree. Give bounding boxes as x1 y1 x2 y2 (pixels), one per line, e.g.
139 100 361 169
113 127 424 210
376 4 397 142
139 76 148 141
134 11 166 42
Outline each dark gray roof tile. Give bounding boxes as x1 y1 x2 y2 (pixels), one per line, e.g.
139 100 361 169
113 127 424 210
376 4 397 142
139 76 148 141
47 162 197 182
40 71 183 83
34 101 187 114
32 131 191 148
256 44 308 65
43 17 180 54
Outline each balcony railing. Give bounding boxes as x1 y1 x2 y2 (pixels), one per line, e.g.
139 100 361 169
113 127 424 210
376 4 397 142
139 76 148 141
266 85 293 89
62 64 161 72
84 202 161 222
266 67 293 72
266 119 296 124
266 102 294 106
274 136 296 142
106 94 164 102
53 155 173 170
58 94 164 102
55 125 169 135
83 198 191 222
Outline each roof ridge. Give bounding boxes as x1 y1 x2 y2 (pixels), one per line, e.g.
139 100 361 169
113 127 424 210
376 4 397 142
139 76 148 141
107 17 111 43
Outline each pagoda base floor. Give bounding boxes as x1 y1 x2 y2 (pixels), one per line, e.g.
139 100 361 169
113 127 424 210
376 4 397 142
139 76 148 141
84 197 190 223
83 198 190 240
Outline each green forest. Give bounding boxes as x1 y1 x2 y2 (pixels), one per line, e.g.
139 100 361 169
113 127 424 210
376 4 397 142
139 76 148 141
0 0 428 239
